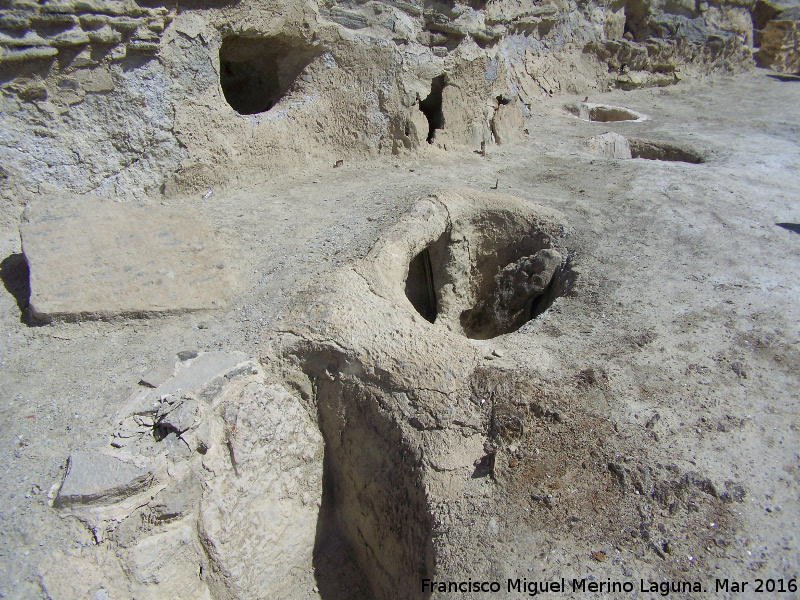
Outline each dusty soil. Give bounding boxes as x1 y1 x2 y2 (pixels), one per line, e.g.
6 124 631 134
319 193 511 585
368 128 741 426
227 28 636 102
0 69 798 598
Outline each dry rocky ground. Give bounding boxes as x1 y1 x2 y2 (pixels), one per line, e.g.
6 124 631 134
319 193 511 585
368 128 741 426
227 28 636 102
0 69 798 599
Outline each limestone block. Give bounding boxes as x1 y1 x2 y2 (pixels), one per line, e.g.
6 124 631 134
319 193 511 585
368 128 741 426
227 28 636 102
51 28 90 46
87 24 122 44
328 6 370 29
705 5 754 45
74 66 114 92
20 196 234 321
586 132 633 158
756 18 800 72
407 108 429 147
0 31 49 47
30 12 78 26
55 450 153 506
39 548 130 600
0 12 30 29
130 523 213 599
127 40 159 54
491 101 524 145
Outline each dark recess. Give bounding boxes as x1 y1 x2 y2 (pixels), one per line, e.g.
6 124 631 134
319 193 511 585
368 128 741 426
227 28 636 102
405 247 437 323
777 222 800 234
629 139 706 163
0 253 31 323
219 35 319 115
419 75 445 143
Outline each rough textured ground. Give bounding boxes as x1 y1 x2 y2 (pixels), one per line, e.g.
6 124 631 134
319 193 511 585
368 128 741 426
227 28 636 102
0 69 798 598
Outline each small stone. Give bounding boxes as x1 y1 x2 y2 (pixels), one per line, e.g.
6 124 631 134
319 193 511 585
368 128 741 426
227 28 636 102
177 350 199 361
140 359 176 388
55 451 153 507
157 399 199 434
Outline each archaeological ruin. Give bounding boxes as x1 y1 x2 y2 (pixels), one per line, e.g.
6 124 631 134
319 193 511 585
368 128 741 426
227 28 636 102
0 0 798 598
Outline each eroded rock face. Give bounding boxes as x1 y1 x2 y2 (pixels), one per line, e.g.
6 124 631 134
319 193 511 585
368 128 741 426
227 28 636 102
0 0 755 202
755 16 800 73
270 187 742 598
273 188 574 598
45 189 750 599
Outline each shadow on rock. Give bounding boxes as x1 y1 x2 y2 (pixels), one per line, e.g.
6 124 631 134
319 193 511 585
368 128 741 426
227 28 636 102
766 73 800 82
0 253 32 323
776 222 800 234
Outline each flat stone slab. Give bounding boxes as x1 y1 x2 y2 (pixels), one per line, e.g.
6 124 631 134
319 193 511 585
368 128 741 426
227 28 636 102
55 450 153 507
20 196 234 321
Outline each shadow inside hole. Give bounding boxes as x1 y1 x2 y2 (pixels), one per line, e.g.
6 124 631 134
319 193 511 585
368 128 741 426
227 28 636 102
777 222 800 234
589 106 640 122
461 256 576 340
219 35 320 115
629 139 706 163
0 253 32 322
419 75 445 143
405 247 437 323
313 450 375 600
311 373 434 600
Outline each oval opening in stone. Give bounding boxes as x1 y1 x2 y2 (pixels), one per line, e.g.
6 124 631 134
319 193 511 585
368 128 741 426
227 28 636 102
565 102 647 122
588 105 642 122
219 35 320 115
629 139 705 163
405 246 437 323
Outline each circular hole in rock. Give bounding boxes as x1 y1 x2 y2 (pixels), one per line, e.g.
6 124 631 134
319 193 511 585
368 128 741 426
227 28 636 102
565 102 647 122
460 250 576 340
219 35 320 115
403 208 576 340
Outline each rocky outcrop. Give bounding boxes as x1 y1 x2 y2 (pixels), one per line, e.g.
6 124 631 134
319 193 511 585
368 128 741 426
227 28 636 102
48 351 324 600
755 9 800 72
0 0 758 206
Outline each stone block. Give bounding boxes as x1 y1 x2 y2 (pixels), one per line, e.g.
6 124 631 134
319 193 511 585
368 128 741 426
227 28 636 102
586 132 632 158
20 196 234 322
55 450 153 506
491 101 524 145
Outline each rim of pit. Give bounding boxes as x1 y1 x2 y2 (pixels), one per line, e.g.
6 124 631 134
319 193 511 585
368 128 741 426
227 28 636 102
565 102 649 123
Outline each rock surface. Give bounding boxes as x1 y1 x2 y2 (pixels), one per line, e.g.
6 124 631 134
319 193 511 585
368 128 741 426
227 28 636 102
756 17 800 72
0 0 755 202
55 451 152 507
45 351 324 599
586 131 633 158
20 196 234 322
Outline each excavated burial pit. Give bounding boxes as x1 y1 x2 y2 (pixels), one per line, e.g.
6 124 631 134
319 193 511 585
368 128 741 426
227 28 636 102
588 133 706 163
404 210 576 339
566 102 648 122
219 35 319 115
629 138 706 163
